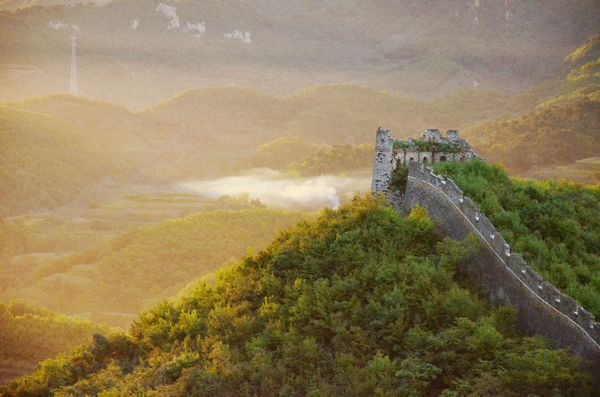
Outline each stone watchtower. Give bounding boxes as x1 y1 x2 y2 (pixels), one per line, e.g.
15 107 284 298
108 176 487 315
371 127 393 194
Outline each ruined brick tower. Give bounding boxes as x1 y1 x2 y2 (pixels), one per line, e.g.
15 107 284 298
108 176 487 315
371 127 393 195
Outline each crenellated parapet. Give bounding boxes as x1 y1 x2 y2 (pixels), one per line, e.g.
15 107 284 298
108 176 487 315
393 128 477 167
404 162 600 363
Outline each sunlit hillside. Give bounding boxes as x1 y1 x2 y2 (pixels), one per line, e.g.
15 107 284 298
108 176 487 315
1 205 308 327
1 0 599 391
463 94 600 174
1 197 594 396
2 84 563 216
463 32 600 175
4 71 598 217
0 105 132 215
140 84 546 148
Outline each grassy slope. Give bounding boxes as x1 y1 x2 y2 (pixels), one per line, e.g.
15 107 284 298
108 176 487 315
1 208 308 327
531 157 600 185
0 300 108 384
0 197 594 396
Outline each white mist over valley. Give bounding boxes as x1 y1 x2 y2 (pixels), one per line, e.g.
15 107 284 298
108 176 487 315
180 169 371 210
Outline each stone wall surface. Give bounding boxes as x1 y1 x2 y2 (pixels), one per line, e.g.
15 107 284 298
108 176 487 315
402 162 600 368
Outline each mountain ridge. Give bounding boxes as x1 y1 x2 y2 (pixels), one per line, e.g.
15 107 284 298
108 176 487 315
2 0 599 107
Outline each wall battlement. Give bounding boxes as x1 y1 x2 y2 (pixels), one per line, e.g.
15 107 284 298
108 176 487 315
402 162 600 365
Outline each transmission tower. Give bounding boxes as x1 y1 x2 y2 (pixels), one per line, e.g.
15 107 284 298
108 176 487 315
69 31 78 96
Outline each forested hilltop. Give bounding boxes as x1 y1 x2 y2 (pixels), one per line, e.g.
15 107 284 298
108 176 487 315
2 197 595 396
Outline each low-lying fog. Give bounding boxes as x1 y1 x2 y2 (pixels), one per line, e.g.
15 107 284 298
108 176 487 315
180 169 371 210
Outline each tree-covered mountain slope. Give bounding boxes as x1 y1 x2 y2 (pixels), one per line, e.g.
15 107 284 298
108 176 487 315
435 160 600 318
0 300 108 384
0 105 132 215
1 197 594 396
463 32 600 175
463 92 600 174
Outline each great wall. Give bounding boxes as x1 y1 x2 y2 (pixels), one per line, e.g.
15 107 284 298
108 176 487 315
371 128 600 367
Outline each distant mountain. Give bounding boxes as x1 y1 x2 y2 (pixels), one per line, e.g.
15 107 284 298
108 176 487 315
0 0 110 10
0 81 583 216
1 0 599 107
141 84 537 150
